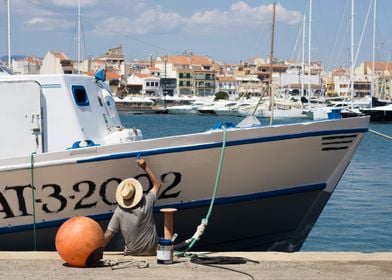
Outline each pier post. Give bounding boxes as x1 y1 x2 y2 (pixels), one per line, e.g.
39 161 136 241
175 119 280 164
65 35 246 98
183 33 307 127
160 208 177 240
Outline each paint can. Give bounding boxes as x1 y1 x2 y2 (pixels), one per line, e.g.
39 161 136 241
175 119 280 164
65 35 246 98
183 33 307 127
157 238 173 264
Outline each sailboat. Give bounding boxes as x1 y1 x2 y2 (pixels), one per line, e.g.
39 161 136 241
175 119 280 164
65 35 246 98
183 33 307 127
360 0 392 121
238 2 310 120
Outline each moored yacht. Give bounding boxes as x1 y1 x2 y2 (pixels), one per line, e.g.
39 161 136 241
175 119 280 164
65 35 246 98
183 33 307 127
114 95 167 114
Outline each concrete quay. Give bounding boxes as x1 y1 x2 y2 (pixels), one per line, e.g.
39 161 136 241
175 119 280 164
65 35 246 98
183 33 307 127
0 251 391 280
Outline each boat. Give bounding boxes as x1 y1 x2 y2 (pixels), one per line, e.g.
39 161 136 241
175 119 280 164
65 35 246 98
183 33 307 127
361 103 392 122
153 95 196 108
114 95 167 114
0 72 369 252
213 101 254 117
167 98 214 115
197 100 236 115
238 98 309 119
304 95 371 120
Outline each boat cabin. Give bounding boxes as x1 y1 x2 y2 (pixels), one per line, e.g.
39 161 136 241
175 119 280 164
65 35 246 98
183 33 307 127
0 74 141 159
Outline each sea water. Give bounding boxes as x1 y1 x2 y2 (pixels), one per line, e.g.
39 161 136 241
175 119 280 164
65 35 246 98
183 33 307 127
119 113 392 252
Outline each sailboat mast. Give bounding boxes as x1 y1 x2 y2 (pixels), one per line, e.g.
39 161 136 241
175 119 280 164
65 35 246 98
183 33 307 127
301 12 306 97
350 0 355 100
7 0 11 68
269 2 276 87
371 0 376 99
307 0 312 97
77 0 81 74
268 2 276 125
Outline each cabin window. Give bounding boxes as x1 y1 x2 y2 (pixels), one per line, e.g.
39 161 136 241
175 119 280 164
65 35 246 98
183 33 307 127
72 85 89 106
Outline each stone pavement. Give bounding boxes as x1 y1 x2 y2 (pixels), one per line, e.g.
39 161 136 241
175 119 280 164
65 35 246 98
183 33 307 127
0 251 391 280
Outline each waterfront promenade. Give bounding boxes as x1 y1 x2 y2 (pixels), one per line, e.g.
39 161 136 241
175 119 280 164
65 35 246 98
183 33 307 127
0 251 391 279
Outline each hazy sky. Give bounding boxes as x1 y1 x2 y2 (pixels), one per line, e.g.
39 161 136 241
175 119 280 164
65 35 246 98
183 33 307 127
1 0 391 70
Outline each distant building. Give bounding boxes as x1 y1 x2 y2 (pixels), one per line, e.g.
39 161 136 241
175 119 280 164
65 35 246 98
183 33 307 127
355 61 392 99
253 62 288 84
156 55 216 96
126 73 161 96
216 75 239 97
78 58 105 74
141 66 161 77
40 51 76 74
96 46 125 75
276 64 322 96
327 66 372 98
128 59 151 74
11 56 41 75
236 75 262 97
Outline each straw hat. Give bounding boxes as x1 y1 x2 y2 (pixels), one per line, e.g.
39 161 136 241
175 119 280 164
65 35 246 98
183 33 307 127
115 178 143 208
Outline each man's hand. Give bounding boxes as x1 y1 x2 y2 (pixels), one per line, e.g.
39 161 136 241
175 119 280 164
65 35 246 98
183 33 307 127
136 157 161 195
136 158 147 170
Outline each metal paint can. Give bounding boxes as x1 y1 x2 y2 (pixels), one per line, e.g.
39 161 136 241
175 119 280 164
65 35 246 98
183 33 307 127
157 238 173 264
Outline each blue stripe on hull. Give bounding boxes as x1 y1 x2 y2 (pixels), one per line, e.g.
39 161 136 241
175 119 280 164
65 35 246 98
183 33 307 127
78 128 368 163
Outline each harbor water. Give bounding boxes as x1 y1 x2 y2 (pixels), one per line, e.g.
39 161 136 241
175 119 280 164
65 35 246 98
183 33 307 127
119 113 392 252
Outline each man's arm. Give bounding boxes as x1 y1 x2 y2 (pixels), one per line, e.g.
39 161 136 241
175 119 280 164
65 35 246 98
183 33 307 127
136 158 161 195
103 229 115 246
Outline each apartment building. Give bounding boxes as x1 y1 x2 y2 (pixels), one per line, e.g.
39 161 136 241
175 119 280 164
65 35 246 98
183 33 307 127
156 55 216 96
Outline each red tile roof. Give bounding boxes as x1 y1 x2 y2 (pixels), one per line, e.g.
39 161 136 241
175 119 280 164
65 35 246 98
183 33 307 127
166 55 212 65
365 61 392 71
85 71 120 80
135 73 150 79
50 51 69 60
217 76 236 82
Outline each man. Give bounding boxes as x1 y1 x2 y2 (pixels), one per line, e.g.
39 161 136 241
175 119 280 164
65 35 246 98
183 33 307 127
104 158 161 256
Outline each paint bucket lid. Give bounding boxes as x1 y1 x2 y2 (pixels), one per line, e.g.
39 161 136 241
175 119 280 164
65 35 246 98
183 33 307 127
158 238 173 246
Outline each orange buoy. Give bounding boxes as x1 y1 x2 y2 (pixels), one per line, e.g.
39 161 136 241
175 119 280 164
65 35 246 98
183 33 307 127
55 216 104 267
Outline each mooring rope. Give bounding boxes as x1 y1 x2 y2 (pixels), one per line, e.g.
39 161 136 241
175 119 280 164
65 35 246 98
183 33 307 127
102 258 149 270
175 125 228 256
369 129 392 140
30 152 37 251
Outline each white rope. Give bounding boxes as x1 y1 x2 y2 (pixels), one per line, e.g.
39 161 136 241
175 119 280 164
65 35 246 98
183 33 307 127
103 258 149 270
190 219 208 241
369 129 392 140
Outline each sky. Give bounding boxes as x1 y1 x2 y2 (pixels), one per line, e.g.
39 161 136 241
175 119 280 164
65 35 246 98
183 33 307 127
1 0 391 70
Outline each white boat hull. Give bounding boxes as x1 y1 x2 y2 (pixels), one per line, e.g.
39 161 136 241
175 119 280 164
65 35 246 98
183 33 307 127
239 107 309 119
0 116 368 251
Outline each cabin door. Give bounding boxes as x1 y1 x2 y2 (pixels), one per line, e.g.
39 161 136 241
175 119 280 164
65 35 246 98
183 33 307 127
0 80 43 159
